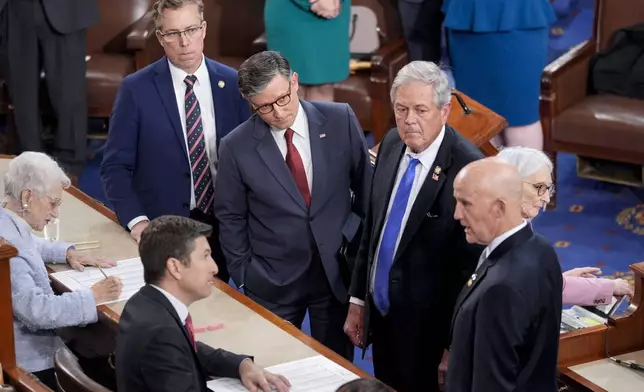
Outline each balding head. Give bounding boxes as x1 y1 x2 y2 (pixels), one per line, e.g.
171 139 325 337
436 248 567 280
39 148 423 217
453 158 524 245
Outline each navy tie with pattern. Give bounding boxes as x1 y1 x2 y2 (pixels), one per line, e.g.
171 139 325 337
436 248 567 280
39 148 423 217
184 75 214 215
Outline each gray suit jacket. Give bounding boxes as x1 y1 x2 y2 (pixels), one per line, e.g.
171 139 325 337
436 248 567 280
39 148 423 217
0 208 97 372
214 100 373 305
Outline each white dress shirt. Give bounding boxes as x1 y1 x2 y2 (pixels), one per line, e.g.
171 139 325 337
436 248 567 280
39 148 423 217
127 56 218 230
150 285 189 324
475 220 528 271
350 126 446 306
270 102 313 191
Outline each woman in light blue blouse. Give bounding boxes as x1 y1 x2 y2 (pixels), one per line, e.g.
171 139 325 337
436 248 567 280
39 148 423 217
1 152 122 388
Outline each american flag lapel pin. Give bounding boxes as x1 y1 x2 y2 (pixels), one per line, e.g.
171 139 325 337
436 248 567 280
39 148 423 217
320 133 326 138
432 166 441 181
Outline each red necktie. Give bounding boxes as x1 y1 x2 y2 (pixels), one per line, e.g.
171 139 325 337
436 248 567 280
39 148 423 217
185 314 197 352
285 128 311 206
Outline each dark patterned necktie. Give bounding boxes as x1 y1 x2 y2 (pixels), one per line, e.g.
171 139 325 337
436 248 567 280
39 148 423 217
285 128 311 206
184 75 214 214
185 313 197 352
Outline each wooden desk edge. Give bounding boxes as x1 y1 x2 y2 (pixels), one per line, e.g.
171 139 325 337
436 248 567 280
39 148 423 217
4 366 51 392
55 184 370 378
558 367 608 392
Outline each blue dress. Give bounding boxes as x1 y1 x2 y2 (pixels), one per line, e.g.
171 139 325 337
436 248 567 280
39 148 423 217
444 0 556 127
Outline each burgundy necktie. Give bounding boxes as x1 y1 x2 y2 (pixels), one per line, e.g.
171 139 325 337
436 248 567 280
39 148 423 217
285 128 311 206
185 314 197 352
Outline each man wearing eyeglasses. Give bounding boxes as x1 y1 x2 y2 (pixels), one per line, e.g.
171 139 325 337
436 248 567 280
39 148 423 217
101 0 250 285
213 51 373 361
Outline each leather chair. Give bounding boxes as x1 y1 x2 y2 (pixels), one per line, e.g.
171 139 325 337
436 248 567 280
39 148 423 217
541 0 644 206
54 347 112 392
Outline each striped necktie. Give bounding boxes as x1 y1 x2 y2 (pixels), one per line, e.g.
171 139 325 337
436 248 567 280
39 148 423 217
184 75 214 214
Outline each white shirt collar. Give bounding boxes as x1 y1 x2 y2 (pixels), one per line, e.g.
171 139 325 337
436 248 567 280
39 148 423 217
271 102 308 138
168 55 209 89
404 126 445 170
483 220 528 260
151 284 189 324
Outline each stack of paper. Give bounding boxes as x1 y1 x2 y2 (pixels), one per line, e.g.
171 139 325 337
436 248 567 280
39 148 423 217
50 257 145 305
207 355 360 392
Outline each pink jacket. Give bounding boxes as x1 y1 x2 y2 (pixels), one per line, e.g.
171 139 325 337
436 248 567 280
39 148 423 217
562 276 614 306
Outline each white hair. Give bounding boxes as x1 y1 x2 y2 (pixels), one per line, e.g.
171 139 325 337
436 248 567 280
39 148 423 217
390 61 452 108
496 147 553 178
4 152 71 202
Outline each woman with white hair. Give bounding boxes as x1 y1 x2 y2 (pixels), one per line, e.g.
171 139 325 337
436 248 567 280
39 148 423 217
0 152 123 388
497 146 633 305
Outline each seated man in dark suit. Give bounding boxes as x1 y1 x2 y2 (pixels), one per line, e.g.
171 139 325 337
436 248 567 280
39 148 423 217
446 158 562 392
115 215 290 392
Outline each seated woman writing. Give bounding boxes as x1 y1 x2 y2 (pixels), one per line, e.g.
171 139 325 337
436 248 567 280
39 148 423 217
497 146 633 305
0 152 123 388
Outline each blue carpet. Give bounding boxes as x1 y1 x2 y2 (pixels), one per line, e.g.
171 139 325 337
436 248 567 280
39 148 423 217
72 0 643 376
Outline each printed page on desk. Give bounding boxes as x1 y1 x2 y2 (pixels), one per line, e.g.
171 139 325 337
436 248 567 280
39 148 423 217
50 257 144 305
207 355 360 391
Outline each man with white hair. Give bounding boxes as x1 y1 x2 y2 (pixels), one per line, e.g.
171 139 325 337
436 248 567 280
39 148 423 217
344 61 484 391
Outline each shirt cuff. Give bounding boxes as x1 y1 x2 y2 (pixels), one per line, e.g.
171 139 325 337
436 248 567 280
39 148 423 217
127 216 149 231
349 297 365 306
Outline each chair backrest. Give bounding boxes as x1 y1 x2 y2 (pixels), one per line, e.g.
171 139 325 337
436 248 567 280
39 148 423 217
87 0 153 54
351 0 403 45
595 0 644 51
54 347 112 392
208 0 266 59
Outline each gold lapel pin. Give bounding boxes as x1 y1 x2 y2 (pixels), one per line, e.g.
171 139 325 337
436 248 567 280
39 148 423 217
467 279 472 287
432 165 442 181
218 80 225 88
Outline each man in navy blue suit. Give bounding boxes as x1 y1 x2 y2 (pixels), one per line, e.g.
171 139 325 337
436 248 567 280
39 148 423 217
101 0 250 284
213 51 373 361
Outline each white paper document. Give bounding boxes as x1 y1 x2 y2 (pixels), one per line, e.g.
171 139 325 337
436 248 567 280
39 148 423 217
207 355 360 392
50 257 144 305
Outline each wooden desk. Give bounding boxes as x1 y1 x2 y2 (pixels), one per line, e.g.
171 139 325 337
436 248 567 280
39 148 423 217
368 89 506 163
0 159 368 382
557 262 644 391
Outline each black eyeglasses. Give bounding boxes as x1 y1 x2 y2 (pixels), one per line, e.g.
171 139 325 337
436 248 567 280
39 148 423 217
254 85 292 114
524 181 555 197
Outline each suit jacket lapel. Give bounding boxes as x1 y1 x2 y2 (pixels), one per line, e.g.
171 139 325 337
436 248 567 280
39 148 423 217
140 286 205 376
154 58 188 162
371 136 406 256
206 59 226 146
449 224 535 340
253 117 308 211
394 127 456 261
302 101 329 216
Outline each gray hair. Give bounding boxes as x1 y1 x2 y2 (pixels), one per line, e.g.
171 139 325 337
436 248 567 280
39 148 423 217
496 147 554 178
238 51 292 99
390 61 452 108
153 0 204 30
4 152 71 202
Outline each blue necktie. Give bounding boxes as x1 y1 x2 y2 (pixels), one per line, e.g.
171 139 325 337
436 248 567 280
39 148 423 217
373 157 420 315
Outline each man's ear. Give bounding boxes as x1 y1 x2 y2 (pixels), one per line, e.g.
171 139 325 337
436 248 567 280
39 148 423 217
166 257 183 280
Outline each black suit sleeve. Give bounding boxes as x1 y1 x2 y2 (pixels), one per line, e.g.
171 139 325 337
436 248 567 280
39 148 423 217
472 283 529 392
196 342 250 379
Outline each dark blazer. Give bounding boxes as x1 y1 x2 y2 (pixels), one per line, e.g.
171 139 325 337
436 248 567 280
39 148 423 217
446 224 563 392
213 100 372 304
101 57 250 227
42 0 99 34
349 126 484 349
115 285 250 392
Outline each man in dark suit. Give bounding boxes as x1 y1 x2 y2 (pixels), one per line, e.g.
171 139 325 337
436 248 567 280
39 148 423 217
101 0 250 284
116 215 290 392
445 158 562 392
344 61 484 392
213 51 372 361
398 0 444 62
2 0 98 174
